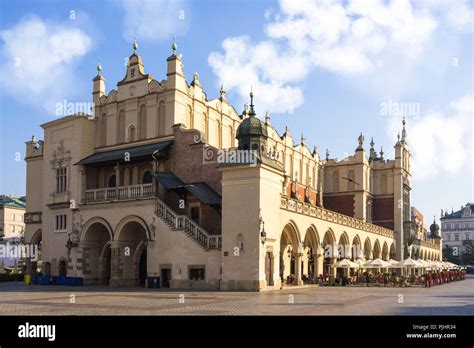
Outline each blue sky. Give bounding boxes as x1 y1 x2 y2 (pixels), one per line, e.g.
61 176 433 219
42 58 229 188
0 0 472 225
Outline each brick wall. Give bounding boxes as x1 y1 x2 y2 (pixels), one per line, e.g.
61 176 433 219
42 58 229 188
372 196 394 230
323 194 355 217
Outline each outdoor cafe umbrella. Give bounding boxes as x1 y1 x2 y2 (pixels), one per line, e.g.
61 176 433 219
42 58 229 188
332 259 360 268
363 258 391 268
394 257 419 275
446 261 458 269
388 259 399 265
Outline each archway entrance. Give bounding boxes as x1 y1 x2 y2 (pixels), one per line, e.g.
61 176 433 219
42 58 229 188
322 230 336 277
82 221 112 285
28 229 42 276
115 219 149 287
279 223 301 286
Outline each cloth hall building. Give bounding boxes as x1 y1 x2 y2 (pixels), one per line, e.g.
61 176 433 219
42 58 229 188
24 42 442 291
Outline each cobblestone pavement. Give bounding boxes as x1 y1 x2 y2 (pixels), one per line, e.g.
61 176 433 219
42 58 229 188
0 275 472 315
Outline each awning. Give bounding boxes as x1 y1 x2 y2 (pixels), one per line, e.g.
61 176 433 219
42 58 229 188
151 171 184 189
152 172 221 207
182 182 221 206
75 141 173 166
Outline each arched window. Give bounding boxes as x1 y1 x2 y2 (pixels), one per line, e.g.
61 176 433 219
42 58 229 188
236 233 245 251
122 167 130 186
44 262 51 276
108 174 116 188
101 113 107 146
139 105 147 140
348 170 355 190
157 101 166 136
127 125 136 142
58 260 67 276
332 171 339 192
142 171 152 184
117 110 125 144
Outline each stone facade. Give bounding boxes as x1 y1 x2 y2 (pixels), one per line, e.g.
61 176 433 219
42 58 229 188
24 41 442 291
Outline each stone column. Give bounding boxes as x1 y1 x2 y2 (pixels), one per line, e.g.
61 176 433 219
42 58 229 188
109 241 126 287
293 253 304 285
330 257 337 277
315 253 324 278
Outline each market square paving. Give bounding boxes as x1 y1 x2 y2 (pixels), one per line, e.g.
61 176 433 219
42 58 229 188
0 275 472 316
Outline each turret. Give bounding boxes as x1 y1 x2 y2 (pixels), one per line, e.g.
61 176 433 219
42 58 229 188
92 60 105 106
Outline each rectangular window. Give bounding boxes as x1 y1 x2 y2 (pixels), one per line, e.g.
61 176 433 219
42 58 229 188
455 234 459 241
466 233 470 240
189 267 205 281
10 225 14 233
54 214 67 232
10 213 15 220
55 167 68 193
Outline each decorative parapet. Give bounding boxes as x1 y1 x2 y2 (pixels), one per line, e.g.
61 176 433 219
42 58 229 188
24 212 42 224
419 239 440 250
280 195 394 239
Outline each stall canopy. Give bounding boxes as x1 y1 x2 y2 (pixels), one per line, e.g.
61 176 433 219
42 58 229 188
152 171 221 207
76 141 173 166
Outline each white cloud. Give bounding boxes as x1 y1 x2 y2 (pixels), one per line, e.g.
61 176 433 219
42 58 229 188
0 15 92 112
392 93 473 180
121 0 189 42
208 0 456 114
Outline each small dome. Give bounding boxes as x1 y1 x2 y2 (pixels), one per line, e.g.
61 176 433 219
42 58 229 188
430 218 441 238
236 115 268 138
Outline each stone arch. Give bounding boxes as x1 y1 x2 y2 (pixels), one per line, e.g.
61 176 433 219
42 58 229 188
420 249 424 260
351 234 362 260
114 215 150 286
57 257 67 276
280 221 302 285
80 217 113 242
389 242 396 260
30 228 42 245
107 173 116 188
80 217 113 285
382 241 389 260
117 109 125 143
338 232 350 259
157 101 166 136
363 237 372 260
373 239 381 259
322 229 337 276
114 215 151 242
142 170 152 184
127 124 136 142
138 104 147 140
302 225 320 279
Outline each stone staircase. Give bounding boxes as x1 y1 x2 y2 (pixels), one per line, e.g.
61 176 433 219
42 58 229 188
154 197 222 250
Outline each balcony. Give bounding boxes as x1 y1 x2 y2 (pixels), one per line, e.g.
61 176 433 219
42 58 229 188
84 183 153 203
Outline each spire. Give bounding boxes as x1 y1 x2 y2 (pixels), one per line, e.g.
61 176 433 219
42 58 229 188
312 145 318 156
265 111 270 125
356 132 365 151
401 117 407 144
369 137 376 160
133 37 138 53
326 148 330 160
380 146 384 160
301 133 305 145
249 87 256 116
220 84 226 100
172 36 177 55
96 59 102 76
396 132 401 145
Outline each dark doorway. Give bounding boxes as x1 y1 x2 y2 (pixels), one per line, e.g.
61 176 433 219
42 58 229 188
161 268 171 288
139 248 147 287
58 260 67 276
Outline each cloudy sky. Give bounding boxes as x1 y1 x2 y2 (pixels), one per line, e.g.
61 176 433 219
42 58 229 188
0 0 472 224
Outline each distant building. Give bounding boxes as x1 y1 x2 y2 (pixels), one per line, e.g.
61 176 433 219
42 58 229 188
441 203 474 259
0 195 26 240
0 195 26 267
